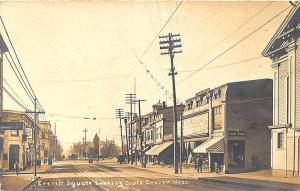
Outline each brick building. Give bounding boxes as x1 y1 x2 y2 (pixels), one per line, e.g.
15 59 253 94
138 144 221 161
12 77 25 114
187 79 273 173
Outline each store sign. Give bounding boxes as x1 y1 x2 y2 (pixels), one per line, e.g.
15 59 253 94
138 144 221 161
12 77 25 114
182 113 209 136
228 131 246 137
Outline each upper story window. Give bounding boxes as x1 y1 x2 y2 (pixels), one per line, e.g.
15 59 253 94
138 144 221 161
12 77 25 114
213 106 222 115
213 106 223 130
42 132 46 139
205 94 210 104
213 89 221 100
186 100 193 110
196 96 204 107
11 130 19 137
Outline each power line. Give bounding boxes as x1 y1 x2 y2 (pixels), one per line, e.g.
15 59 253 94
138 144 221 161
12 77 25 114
179 5 291 85
0 16 44 112
46 112 115 120
3 78 29 109
3 86 29 111
3 53 36 105
178 56 263 73
192 2 273 65
142 1 183 58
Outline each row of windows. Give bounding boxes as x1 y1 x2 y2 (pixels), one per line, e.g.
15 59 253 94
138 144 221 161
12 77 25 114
213 106 223 115
186 90 222 110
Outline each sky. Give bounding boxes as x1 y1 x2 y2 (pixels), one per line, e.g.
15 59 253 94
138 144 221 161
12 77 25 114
0 1 290 154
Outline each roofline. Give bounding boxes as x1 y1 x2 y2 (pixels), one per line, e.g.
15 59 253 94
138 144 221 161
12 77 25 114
184 78 272 101
262 4 298 57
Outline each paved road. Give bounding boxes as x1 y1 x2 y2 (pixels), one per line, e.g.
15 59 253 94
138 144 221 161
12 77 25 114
23 160 295 191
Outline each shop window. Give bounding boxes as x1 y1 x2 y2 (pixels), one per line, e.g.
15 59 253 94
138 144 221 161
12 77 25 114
228 140 245 168
277 132 283 149
11 130 19 137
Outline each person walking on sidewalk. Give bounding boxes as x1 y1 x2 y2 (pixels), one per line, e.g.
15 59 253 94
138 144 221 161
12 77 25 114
197 157 203 173
14 161 20 176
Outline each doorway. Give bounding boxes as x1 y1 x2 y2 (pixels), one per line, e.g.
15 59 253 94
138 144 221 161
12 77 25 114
210 153 224 172
9 144 19 170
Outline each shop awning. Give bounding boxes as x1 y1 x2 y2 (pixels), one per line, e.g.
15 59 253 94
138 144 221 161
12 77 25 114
145 144 161 155
150 141 173 156
193 136 224 153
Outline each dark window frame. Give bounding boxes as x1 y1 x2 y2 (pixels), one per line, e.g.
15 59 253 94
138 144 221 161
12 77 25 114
277 132 284 149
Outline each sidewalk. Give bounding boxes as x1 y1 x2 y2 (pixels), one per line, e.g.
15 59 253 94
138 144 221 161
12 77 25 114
127 162 300 190
2 163 51 175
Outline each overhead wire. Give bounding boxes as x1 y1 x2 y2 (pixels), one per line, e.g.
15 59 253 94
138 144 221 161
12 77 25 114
178 56 264 73
191 1 273 66
3 53 36 105
178 5 292 85
0 16 45 112
141 1 183 58
3 78 30 109
3 86 29 111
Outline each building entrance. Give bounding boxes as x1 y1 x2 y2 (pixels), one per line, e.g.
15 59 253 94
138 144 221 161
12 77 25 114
9 144 19 170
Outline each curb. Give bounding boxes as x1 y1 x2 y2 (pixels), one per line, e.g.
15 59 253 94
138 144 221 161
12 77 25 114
198 177 299 190
2 171 48 175
21 177 41 191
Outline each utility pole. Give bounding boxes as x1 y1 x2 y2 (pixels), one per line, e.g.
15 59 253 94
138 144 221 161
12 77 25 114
125 93 136 165
159 33 182 174
124 115 130 164
83 128 88 159
82 137 84 158
54 122 57 161
115 108 124 155
135 99 146 167
25 98 45 177
180 104 184 173
98 127 101 161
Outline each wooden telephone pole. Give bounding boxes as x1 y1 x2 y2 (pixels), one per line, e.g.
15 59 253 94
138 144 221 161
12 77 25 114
83 128 88 159
125 93 136 165
115 108 124 155
25 98 45 177
159 33 182 174
135 99 146 167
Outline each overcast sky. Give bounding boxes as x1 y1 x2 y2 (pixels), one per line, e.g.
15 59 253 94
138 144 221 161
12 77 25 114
0 1 289 154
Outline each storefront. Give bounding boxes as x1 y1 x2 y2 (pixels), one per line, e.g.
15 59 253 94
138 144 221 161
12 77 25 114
227 140 245 170
183 137 208 165
145 144 161 163
193 136 224 172
145 141 173 165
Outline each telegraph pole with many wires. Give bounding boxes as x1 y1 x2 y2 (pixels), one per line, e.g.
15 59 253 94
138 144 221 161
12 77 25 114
159 33 182 174
115 108 124 155
25 98 45 177
125 93 136 165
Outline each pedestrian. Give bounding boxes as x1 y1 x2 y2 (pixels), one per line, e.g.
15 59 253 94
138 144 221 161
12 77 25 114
197 157 203 173
14 161 20 176
214 161 219 173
